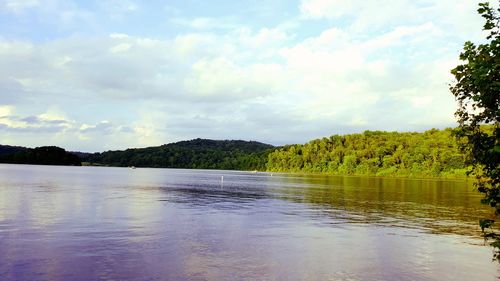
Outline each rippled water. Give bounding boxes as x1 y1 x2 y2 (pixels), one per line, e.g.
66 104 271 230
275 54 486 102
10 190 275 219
0 164 498 280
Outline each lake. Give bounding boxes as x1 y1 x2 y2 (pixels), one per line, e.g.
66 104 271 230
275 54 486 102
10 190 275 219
0 164 498 280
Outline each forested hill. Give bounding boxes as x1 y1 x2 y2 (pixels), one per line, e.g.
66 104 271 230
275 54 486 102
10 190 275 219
84 138 274 170
0 130 470 177
0 146 82 166
0 145 28 156
266 128 467 178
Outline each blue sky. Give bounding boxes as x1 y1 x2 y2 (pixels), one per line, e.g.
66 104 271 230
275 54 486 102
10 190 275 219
0 0 491 151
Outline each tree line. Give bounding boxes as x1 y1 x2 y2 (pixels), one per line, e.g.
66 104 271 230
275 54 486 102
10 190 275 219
0 129 472 177
84 138 274 171
266 128 468 177
0 145 81 166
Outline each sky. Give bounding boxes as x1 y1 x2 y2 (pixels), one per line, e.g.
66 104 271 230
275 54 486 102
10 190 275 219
0 0 492 152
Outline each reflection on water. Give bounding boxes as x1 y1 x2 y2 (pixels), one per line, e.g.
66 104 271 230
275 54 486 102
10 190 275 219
272 175 492 237
0 164 498 280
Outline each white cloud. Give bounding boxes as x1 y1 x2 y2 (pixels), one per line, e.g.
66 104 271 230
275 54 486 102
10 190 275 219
184 57 282 101
110 43 131 53
0 105 13 117
109 33 130 39
38 108 69 122
360 23 442 51
237 27 288 49
0 0 489 150
0 107 73 130
171 17 239 30
0 106 142 151
1 0 40 14
0 21 462 149
300 0 484 37
173 33 218 57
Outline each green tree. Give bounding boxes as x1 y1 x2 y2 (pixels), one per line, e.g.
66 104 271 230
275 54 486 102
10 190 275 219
265 128 466 178
450 2 500 261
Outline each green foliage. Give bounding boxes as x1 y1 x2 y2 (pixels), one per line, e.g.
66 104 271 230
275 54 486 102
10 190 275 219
450 2 500 261
85 138 274 171
266 129 468 178
0 146 82 166
480 219 495 232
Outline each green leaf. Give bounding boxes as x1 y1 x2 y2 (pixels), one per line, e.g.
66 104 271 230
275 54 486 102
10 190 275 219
494 145 500 153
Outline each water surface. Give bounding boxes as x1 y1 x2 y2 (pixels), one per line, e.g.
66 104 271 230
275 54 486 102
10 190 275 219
0 164 498 280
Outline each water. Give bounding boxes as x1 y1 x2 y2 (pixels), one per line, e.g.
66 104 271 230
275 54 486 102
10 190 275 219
0 164 498 280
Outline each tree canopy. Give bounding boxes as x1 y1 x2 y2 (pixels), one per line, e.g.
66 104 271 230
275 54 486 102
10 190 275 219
84 139 274 171
266 128 467 178
1 130 471 177
450 2 500 260
0 146 82 166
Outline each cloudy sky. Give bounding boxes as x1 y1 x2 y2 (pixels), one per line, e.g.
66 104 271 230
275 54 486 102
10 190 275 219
0 0 491 152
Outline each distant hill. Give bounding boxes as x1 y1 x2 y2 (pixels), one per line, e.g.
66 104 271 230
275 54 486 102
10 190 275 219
0 145 29 156
0 146 82 166
0 129 471 178
84 138 275 170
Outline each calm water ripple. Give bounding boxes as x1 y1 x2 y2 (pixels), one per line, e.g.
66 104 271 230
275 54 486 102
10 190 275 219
0 164 498 280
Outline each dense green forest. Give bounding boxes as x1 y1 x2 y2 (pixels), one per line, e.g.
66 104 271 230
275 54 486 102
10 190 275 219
84 138 274 170
266 128 468 177
0 129 471 177
0 146 82 166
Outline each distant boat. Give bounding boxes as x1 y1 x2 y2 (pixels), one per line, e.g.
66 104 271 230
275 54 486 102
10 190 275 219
252 170 258 173
129 166 136 169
